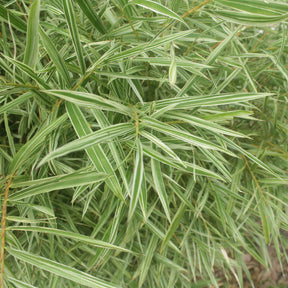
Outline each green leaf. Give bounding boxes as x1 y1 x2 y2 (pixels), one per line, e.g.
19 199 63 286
38 123 135 166
63 0 86 74
92 110 131 197
169 55 177 88
160 202 186 253
138 235 158 287
7 248 120 288
218 134 279 177
215 0 288 16
8 114 68 175
76 0 106 34
7 226 132 253
109 30 193 62
140 130 184 166
215 10 288 26
7 277 37 288
45 90 131 115
66 102 123 200
143 93 273 110
141 118 233 155
39 27 72 86
165 111 246 138
138 142 224 180
176 27 241 97
3 55 50 89
0 4 27 32
128 139 144 221
151 158 171 223
9 170 107 201
24 0 40 69
129 0 185 24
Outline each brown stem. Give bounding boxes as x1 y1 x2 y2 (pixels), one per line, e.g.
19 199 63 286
242 155 268 205
181 0 213 19
0 177 13 288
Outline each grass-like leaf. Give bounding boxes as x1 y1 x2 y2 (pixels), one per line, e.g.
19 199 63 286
66 102 123 200
39 27 71 86
129 0 185 23
2 1 288 287
38 123 135 166
0 4 27 32
7 248 120 288
76 0 106 34
128 139 144 221
7 226 132 252
9 170 107 201
24 0 40 69
8 114 68 174
63 0 86 74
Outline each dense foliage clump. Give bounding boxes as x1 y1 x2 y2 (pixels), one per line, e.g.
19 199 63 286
1 0 288 287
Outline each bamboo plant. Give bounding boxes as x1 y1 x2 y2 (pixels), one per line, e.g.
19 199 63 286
1 0 288 287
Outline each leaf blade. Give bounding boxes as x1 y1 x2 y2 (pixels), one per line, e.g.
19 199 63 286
7 248 120 288
129 0 185 23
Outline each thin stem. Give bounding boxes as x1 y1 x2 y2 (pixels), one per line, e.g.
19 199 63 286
0 176 13 288
134 109 139 138
181 0 213 19
242 155 268 205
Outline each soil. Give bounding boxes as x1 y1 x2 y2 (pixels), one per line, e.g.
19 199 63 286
215 239 288 287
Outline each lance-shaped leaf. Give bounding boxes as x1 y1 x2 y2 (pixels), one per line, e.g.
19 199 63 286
7 226 132 253
129 0 185 24
7 277 37 288
7 248 120 288
141 118 234 155
63 0 86 74
0 4 27 32
160 202 186 253
215 10 288 26
38 123 135 166
3 55 50 89
0 92 33 115
39 27 71 86
164 111 247 138
217 134 279 178
8 114 68 175
24 0 40 69
109 30 193 62
45 90 131 115
128 139 144 221
140 130 185 166
9 170 107 201
151 158 171 223
140 143 224 180
143 93 273 110
76 0 106 34
92 110 131 197
215 0 288 16
138 235 158 287
66 102 123 200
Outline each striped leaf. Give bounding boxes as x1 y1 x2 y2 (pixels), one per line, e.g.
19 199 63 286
66 102 123 200
7 248 120 288
38 123 135 166
76 0 106 34
63 0 86 74
9 114 68 174
9 170 107 201
24 0 40 69
129 0 185 23
39 27 71 86
128 139 144 221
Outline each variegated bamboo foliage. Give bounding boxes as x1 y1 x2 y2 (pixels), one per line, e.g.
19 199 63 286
0 0 288 287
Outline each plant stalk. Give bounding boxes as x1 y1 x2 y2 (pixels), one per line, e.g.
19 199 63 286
0 176 13 288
